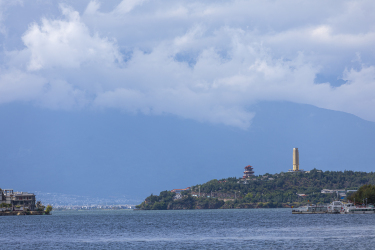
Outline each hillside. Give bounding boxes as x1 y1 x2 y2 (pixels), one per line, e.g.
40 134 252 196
136 169 375 209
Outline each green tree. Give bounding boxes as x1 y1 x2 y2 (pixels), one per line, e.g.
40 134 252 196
347 184 375 204
45 205 53 214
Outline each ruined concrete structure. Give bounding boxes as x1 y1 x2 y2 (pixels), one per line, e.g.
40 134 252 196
0 189 38 211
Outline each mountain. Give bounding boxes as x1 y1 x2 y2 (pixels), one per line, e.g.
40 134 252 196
0 101 374 201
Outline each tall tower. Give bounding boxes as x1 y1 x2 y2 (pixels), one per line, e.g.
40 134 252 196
293 148 299 171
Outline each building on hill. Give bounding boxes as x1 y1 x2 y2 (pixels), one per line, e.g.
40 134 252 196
1 189 38 211
239 165 255 183
171 187 190 194
242 165 255 178
321 189 356 198
293 148 299 171
288 148 304 173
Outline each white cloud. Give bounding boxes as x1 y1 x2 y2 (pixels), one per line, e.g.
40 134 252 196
1 0 375 128
113 0 147 14
22 4 122 71
0 68 87 110
0 69 46 103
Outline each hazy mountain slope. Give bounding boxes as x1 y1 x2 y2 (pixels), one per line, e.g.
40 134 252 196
0 101 374 200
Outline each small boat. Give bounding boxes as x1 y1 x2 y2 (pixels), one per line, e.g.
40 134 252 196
327 201 342 214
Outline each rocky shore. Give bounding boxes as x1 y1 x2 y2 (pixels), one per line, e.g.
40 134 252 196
0 211 46 216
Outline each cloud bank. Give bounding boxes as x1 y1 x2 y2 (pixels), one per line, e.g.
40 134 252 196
1 0 375 128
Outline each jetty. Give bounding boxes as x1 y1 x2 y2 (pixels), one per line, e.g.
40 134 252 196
292 201 375 214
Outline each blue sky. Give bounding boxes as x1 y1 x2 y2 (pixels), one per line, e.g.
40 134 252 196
1 0 375 200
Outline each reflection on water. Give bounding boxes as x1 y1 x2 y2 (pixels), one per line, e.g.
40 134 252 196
1 209 375 249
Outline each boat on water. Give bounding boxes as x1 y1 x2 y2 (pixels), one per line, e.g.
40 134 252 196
292 201 375 214
327 201 342 214
292 204 327 214
340 203 375 214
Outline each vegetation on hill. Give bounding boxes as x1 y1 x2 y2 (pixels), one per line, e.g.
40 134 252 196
347 184 375 205
136 191 224 210
136 169 375 210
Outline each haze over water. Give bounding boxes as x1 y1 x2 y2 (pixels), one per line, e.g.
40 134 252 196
1 209 374 249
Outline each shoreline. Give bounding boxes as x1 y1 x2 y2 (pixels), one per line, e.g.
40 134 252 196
0 211 47 216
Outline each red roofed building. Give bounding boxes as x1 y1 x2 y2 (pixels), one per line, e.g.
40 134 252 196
242 165 254 178
171 187 191 194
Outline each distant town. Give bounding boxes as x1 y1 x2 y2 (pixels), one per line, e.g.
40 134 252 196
53 204 136 211
1 189 138 212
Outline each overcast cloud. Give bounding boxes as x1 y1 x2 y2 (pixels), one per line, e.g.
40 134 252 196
0 0 375 128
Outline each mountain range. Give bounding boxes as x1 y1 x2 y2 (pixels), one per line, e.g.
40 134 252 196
1 101 374 201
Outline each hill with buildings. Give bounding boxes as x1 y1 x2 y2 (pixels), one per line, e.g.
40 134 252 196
136 169 375 210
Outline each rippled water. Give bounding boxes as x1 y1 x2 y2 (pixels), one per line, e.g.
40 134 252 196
1 208 375 249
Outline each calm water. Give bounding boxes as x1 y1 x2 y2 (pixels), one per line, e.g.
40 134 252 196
1 208 375 249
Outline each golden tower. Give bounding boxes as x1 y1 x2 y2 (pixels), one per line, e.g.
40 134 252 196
293 148 299 171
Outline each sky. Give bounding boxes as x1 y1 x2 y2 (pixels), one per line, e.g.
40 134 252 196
1 0 375 129
1 0 375 201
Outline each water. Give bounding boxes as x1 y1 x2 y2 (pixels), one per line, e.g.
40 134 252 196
1 208 375 249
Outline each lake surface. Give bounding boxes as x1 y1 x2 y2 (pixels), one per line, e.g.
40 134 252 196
1 208 375 249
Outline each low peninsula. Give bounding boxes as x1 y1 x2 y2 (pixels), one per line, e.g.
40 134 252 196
136 169 375 210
